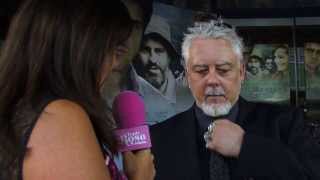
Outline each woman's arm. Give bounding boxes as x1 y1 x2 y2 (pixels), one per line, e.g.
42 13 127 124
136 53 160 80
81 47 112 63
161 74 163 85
23 99 111 180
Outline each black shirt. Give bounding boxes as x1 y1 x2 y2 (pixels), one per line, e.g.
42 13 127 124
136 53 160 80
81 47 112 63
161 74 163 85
194 101 239 180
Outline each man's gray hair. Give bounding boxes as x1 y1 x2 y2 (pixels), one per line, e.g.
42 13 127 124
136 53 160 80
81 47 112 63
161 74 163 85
182 20 244 66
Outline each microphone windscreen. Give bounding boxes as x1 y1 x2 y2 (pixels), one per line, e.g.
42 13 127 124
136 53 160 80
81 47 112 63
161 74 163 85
112 90 146 128
112 91 151 152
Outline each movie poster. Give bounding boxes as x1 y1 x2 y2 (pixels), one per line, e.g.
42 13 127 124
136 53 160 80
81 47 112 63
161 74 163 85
241 44 291 103
130 2 196 125
304 42 320 100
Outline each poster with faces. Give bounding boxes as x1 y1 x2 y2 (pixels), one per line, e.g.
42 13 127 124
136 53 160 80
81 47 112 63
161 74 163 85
304 42 320 100
131 2 196 125
241 44 291 103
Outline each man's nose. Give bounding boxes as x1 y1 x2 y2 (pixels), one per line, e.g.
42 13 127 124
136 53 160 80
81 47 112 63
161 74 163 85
149 51 158 63
206 69 220 86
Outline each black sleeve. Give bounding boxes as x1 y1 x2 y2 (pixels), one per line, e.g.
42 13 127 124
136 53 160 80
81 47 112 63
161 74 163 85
234 108 320 180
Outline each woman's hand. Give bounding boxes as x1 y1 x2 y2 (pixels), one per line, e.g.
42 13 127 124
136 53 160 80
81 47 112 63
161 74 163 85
123 149 155 180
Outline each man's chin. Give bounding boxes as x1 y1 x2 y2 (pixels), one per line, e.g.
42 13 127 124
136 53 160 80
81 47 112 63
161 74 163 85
148 69 161 74
146 77 163 88
200 102 232 117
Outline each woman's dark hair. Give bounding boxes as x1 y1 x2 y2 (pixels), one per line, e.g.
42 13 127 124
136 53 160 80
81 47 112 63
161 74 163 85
273 44 289 56
0 0 135 178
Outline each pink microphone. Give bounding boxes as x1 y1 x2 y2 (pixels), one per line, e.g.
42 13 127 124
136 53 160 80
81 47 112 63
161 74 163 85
113 90 152 152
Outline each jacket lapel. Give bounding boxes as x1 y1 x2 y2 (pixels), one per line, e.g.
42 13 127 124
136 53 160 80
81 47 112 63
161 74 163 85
174 106 203 179
236 97 255 127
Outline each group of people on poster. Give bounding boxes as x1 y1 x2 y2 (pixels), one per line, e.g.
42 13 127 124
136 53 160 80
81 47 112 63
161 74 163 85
245 44 290 80
242 42 320 102
241 44 291 102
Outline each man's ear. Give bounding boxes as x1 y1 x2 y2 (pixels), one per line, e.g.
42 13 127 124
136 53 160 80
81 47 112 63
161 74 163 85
240 63 246 82
184 68 192 89
185 71 190 89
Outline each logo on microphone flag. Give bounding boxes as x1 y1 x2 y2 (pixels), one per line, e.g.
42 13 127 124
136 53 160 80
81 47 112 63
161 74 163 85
115 125 152 152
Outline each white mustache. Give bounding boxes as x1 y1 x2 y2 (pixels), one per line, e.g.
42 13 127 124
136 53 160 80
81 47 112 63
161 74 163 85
205 87 225 96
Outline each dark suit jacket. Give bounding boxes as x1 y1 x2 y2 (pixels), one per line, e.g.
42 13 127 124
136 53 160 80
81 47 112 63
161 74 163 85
150 97 320 180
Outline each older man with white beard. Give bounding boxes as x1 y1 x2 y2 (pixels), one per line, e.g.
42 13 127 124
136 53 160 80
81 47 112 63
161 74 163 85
150 20 320 180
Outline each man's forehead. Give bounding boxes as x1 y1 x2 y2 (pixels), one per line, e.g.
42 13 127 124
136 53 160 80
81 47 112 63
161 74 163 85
188 39 240 65
189 52 238 65
189 58 235 67
144 39 164 47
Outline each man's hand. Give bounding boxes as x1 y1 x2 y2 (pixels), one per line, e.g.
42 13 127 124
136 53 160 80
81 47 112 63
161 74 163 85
206 119 245 158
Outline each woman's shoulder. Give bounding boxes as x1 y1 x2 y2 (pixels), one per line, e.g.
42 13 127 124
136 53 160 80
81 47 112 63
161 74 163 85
43 99 88 118
33 99 92 142
24 99 110 179
29 99 92 144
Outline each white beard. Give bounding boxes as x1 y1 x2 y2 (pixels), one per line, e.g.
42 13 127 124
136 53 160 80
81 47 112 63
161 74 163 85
199 86 232 117
200 101 232 117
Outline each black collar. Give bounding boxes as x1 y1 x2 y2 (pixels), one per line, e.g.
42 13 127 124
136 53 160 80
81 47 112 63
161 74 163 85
195 100 239 135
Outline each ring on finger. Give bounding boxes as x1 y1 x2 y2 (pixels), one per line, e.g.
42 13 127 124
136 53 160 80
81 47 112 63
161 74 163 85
203 122 216 144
